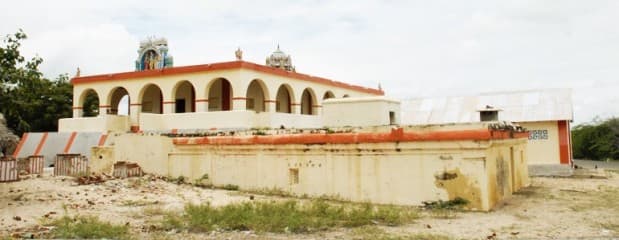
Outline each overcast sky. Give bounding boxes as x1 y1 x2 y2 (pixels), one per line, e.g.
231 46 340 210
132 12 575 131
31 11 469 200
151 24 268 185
1 0 618 124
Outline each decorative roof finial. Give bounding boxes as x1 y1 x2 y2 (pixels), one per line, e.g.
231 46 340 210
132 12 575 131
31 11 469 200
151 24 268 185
75 67 81 77
235 47 243 61
266 45 295 72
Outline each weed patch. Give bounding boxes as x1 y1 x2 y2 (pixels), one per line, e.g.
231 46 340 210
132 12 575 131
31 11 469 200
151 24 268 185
45 216 130 239
221 184 239 191
422 197 468 219
161 200 419 233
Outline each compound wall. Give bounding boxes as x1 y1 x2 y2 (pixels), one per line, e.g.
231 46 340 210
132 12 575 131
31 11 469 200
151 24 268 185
94 124 529 211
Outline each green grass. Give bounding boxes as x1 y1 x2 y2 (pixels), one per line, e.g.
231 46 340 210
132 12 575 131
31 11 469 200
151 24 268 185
161 200 419 233
46 216 130 239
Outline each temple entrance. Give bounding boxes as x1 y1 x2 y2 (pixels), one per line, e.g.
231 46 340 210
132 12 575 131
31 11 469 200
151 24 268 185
174 81 195 113
140 84 163 114
276 85 292 113
300 88 316 115
208 78 232 111
109 87 130 115
246 80 267 112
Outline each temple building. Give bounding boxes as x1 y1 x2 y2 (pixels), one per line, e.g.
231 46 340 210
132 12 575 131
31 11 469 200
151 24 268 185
8 37 534 211
60 40 386 133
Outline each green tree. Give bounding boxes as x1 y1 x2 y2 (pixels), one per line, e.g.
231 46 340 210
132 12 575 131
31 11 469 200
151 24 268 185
572 117 619 160
0 30 73 136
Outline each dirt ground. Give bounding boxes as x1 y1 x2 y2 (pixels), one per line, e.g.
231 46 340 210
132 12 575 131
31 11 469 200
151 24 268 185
1 168 619 239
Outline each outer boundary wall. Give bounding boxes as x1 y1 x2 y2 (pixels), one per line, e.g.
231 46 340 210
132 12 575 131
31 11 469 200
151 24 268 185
93 124 530 211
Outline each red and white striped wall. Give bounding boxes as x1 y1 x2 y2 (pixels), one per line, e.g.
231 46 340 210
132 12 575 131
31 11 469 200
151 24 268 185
13 132 107 166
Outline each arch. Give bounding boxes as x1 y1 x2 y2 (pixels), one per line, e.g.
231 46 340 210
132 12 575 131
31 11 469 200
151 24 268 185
300 88 317 115
79 88 99 117
275 84 295 114
172 81 195 113
323 91 335 100
207 78 233 111
245 79 269 112
139 84 163 114
108 87 130 115
343 94 350 98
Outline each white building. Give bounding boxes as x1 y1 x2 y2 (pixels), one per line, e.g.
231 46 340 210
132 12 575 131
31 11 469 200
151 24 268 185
401 88 573 166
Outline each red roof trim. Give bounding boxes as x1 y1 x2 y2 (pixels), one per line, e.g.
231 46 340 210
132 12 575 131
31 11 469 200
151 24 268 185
71 61 384 95
172 128 529 145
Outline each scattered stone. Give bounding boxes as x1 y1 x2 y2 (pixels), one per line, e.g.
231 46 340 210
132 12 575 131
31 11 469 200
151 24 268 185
13 216 21 221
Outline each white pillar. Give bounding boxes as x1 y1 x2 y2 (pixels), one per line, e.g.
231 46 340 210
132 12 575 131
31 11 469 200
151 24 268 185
72 107 82 118
196 99 208 112
163 100 175 114
129 103 141 132
266 100 277 113
291 103 301 114
232 97 246 111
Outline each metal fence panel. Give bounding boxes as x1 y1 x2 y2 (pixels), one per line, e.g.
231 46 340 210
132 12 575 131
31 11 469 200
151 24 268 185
54 154 89 176
113 161 143 178
0 157 19 182
17 155 45 175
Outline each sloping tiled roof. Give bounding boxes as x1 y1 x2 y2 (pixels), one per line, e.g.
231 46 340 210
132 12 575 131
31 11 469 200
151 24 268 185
401 88 573 124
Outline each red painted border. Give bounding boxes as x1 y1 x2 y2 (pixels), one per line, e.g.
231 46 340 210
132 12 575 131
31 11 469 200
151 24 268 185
33 132 49 155
12 133 28 158
70 61 384 95
173 128 529 146
558 120 570 164
98 134 108 146
63 132 77 154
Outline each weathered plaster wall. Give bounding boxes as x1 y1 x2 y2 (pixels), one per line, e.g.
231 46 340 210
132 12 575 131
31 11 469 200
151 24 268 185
519 121 559 165
59 115 130 133
102 124 529 211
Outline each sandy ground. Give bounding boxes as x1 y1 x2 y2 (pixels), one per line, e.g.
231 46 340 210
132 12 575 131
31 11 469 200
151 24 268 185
1 168 619 239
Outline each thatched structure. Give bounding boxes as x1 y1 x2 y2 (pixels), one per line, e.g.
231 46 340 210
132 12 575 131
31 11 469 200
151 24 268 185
0 113 19 157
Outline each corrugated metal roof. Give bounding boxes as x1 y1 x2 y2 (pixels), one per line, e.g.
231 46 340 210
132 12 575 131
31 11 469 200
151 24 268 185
401 88 573 125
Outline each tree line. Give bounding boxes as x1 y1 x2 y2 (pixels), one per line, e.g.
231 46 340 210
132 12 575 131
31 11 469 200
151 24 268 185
571 117 619 161
0 30 73 137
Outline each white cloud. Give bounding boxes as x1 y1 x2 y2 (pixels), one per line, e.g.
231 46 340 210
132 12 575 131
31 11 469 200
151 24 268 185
1 0 618 124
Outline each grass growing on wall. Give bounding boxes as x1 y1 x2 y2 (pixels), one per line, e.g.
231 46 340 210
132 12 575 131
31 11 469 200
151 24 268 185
162 200 419 233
